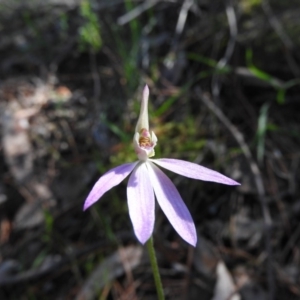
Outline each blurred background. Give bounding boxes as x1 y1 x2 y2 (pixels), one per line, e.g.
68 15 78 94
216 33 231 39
0 0 299 299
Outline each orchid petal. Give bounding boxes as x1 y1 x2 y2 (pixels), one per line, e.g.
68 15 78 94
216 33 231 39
151 158 240 186
146 162 197 246
84 162 138 210
127 162 155 244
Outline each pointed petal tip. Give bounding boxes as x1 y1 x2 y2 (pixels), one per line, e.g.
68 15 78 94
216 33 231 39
143 85 149 97
184 234 197 247
138 237 147 245
230 180 241 186
190 240 197 247
83 201 90 211
133 226 153 244
135 233 151 245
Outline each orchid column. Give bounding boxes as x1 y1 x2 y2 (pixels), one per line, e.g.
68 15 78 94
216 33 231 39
84 85 240 299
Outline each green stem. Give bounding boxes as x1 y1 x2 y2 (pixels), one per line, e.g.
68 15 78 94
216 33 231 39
146 236 165 300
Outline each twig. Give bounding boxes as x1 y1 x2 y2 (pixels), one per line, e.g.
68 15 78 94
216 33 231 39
0 232 134 287
197 89 275 300
182 246 194 299
281 224 300 262
89 50 101 104
89 50 102 139
175 0 194 38
212 0 238 99
117 0 159 26
262 0 300 77
262 0 293 49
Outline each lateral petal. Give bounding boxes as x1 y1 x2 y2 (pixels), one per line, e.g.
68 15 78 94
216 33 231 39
83 162 138 211
147 162 197 246
127 162 155 244
151 158 240 185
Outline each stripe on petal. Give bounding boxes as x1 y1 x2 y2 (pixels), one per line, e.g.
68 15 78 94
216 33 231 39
150 158 240 186
147 162 197 246
127 162 154 244
84 162 138 211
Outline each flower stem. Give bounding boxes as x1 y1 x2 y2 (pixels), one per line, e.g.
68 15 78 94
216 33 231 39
146 236 165 300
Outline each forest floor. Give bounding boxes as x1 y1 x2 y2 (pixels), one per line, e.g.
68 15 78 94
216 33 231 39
0 1 300 299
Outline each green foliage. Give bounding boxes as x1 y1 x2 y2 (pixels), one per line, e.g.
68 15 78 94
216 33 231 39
190 50 300 105
91 197 125 244
154 94 180 118
256 103 269 164
246 48 282 89
84 257 95 274
44 209 54 234
112 0 144 90
22 10 40 39
78 0 102 52
246 49 300 104
59 12 69 38
31 249 48 269
124 0 140 45
115 27 140 91
241 0 262 13
100 113 131 143
154 78 207 118
157 119 207 160
188 53 231 74
113 28 140 90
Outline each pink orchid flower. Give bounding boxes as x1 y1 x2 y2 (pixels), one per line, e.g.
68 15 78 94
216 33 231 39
84 85 239 246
